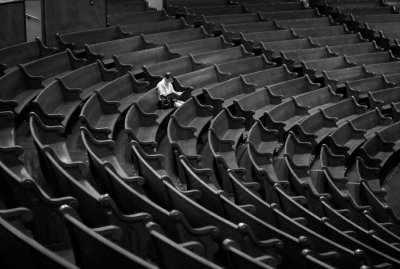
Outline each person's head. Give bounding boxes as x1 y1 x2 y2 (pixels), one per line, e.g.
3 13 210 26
164 72 173 83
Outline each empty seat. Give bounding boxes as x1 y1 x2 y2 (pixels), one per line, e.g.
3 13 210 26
0 38 56 76
79 93 121 140
107 9 172 25
97 72 149 112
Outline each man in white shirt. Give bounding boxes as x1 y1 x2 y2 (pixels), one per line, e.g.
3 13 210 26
157 72 184 108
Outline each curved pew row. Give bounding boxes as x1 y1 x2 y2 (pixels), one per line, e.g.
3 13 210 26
116 17 191 38
222 16 337 44
131 141 288 268
327 108 392 158
107 9 172 26
201 12 266 34
59 206 158 269
33 60 123 129
106 0 154 15
181 125 400 266
141 36 234 86
175 55 276 97
0 207 77 269
320 145 400 236
301 51 398 81
282 41 382 71
360 121 400 170
0 50 86 116
29 114 157 261
79 74 149 141
261 32 367 62
0 128 77 252
246 120 400 245
118 43 248 78
133 139 375 268
182 5 248 25
345 73 400 99
241 24 351 53
0 38 57 77
204 65 297 116
80 128 234 266
85 27 213 65
262 87 343 139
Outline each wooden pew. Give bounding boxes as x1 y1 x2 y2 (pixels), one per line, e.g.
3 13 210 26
221 21 280 43
263 99 310 136
244 2 306 13
323 97 368 126
201 12 265 33
345 75 396 99
275 16 336 29
282 41 381 70
59 205 157 269
0 207 78 269
261 9 320 21
183 5 246 25
119 17 192 37
32 80 82 129
56 60 121 101
56 26 132 54
261 38 319 61
97 72 149 112
107 0 153 14
79 93 121 140
369 86 400 110
323 65 375 90
176 55 274 96
166 0 233 15
20 50 86 87
302 54 386 80
107 9 172 25
0 38 57 77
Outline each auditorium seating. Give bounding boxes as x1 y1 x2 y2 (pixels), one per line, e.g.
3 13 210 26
119 17 192 37
221 21 280 43
303 51 396 80
0 38 57 77
56 26 133 54
204 65 296 114
263 99 310 137
118 35 234 76
282 41 381 70
79 93 121 139
122 44 250 78
175 55 275 96
369 86 400 109
244 2 307 13
85 27 213 65
201 13 266 34
183 5 247 25
107 0 153 14
0 207 77 269
107 9 172 26
59 205 156 269
21 50 87 87
57 60 122 100
97 72 149 112
345 74 398 98
4 0 400 267
261 9 321 20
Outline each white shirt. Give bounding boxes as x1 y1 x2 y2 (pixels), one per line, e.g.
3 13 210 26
157 78 180 97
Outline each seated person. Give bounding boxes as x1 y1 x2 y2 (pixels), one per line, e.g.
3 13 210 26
157 72 184 108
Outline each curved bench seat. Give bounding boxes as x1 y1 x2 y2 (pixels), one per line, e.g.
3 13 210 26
79 93 121 140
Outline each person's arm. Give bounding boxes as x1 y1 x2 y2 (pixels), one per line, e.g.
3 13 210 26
169 83 182 95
